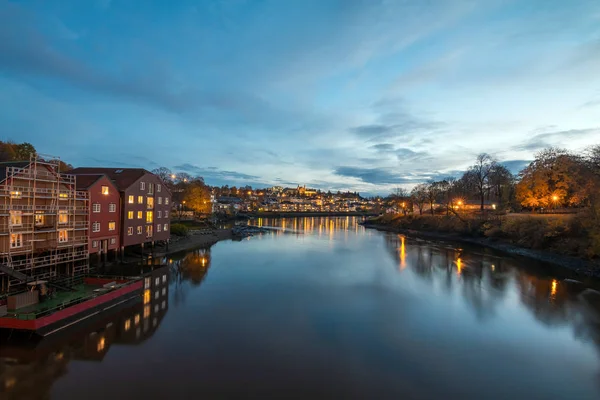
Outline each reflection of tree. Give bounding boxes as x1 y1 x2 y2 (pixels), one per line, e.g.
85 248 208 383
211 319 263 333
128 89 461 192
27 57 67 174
168 246 213 308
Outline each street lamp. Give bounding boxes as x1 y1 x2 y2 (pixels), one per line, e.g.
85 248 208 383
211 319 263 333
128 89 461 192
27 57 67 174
171 174 176 180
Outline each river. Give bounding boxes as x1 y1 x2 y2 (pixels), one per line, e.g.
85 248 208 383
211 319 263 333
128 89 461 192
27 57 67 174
2 216 600 399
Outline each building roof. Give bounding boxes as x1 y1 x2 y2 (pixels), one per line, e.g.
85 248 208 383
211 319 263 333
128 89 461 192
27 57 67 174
73 174 106 190
0 161 31 183
68 168 149 191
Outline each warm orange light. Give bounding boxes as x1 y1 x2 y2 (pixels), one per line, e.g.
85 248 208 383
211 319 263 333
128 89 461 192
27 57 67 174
455 257 463 276
399 236 406 270
171 174 176 179
552 195 558 201
97 336 105 352
551 279 558 297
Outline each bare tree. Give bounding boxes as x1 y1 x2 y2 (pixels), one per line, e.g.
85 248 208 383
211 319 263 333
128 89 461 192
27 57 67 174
410 184 428 215
469 153 497 211
425 182 441 216
152 167 173 183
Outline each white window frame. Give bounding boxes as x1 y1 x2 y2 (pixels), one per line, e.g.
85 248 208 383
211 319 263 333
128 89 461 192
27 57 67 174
164 224 168 231
58 230 68 243
35 211 45 226
110 237 116 244
92 222 101 232
158 197 162 205
165 211 169 218
10 233 23 248
140 181 146 190
157 210 162 218
128 227 134 236
157 184 161 193
92 203 101 213
58 210 68 225
101 186 109 195
128 195 134 204
157 224 161 232
137 226 142 235
165 197 169 205
108 221 116 231
92 240 98 248
138 196 143 204
9 211 22 227
109 203 116 212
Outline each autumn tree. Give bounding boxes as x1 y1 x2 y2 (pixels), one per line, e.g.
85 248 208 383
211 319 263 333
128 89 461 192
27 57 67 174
13 142 36 160
182 178 212 215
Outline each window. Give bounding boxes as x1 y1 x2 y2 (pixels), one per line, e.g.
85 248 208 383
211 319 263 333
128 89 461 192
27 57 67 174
165 197 169 205
137 226 142 235
134 314 140 325
165 211 169 218
162 287 166 296
9 211 22 226
155 277 160 286
110 237 116 244
128 227 133 236
137 211 143 219
101 186 109 195
138 196 143 204
162 274 167 283
109 203 116 212
128 195 134 204
143 289 150 304
147 197 154 209
92 203 101 213
92 240 98 248
92 222 100 232
154 290 159 300
58 230 68 243
10 190 21 199
162 300 166 310
157 211 162 218
58 210 68 224
144 305 150 319
157 224 161 233
124 319 131 332
146 211 153 223
148 183 154 195
108 221 116 231
144 277 151 289
157 184 161 193
140 181 146 190
59 192 68 200
128 211 134 219
158 197 162 205
35 211 45 226
146 225 153 237
164 224 168 231
10 233 23 248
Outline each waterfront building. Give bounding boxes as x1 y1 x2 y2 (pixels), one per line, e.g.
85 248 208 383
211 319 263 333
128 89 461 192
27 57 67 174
0 155 89 293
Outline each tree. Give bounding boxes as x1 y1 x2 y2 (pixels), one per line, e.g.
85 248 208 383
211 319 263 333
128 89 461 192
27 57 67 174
182 178 212 214
469 153 497 211
516 148 590 209
488 164 514 209
410 184 428 215
13 142 36 161
425 182 441 216
0 142 16 162
152 167 174 184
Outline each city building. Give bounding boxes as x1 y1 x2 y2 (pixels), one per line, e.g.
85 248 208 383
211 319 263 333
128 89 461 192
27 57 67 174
0 155 89 293
69 168 171 251
74 174 120 259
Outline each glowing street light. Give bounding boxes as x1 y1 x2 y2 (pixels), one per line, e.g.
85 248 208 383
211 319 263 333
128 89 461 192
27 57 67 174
171 174 176 180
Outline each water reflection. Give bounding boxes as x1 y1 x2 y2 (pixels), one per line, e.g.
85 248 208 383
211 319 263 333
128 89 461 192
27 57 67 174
249 216 362 237
0 267 170 400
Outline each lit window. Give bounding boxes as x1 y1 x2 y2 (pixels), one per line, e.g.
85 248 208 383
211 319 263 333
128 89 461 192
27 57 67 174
92 240 98 248
140 182 146 190
138 196 143 204
128 195 134 204
157 224 161 232
157 184 161 193
35 211 45 226
10 190 22 199
92 203 101 213
144 277 150 288
134 314 140 325
58 230 68 243
124 319 131 332
158 197 162 205
165 197 169 205
109 203 116 212
101 186 109 195
108 221 116 231
92 222 100 232
146 211 153 223
137 226 142 235
110 237 116 244
157 210 162 218
137 211 143 219
58 210 68 224
144 305 150 319
10 233 23 248
97 337 105 352
147 197 154 209
128 211 134 219
59 192 68 200
143 289 150 304
164 224 168 231
9 211 22 226
128 227 133 236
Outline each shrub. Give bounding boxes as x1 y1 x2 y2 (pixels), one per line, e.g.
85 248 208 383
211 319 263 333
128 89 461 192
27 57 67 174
170 223 189 237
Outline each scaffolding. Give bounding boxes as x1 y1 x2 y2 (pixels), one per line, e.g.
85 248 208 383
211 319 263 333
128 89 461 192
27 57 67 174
0 154 89 293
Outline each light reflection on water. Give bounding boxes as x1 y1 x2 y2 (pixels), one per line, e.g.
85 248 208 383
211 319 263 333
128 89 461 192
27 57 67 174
1 217 600 399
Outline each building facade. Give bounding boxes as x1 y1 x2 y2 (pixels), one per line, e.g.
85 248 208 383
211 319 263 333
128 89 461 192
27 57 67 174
0 156 89 293
75 175 121 256
69 168 171 249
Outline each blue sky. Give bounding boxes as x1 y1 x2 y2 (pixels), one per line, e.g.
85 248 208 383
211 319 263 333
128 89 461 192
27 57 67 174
1 0 599 195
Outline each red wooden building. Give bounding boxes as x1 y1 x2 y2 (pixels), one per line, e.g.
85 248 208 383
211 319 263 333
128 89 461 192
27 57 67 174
74 174 120 258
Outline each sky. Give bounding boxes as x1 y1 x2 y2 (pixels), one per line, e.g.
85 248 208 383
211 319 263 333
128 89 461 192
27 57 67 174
1 0 599 195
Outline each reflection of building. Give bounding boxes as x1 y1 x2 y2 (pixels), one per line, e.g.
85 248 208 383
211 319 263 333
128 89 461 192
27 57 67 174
0 266 169 398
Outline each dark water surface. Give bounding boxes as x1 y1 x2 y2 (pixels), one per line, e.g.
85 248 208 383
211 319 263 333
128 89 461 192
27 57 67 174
2 217 600 399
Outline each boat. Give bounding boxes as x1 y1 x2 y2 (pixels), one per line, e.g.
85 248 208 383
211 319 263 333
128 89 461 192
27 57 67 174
0 267 168 337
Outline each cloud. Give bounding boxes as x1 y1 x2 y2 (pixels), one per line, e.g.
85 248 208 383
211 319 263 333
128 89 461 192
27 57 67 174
173 163 260 181
501 159 531 174
349 109 443 142
370 143 395 152
513 127 600 151
334 166 415 185
396 148 430 161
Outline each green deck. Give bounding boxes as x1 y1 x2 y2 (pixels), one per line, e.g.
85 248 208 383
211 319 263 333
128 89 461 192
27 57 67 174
12 284 99 319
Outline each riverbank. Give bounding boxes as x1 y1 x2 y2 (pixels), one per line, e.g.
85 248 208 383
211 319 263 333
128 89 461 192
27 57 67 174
166 229 233 254
241 211 377 218
361 219 600 277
